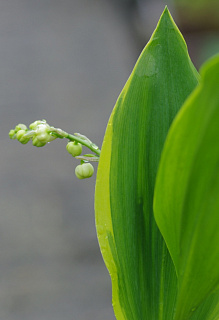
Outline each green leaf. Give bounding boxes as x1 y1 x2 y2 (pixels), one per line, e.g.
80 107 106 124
154 54 219 320
95 7 199 320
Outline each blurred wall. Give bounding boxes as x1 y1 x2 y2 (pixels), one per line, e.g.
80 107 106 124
0 0 137 319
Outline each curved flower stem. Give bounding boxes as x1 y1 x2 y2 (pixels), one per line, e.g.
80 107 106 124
50 127 101 156
10 120 100 177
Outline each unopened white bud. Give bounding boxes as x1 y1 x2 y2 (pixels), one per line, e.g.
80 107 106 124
29 120 45 130
75 163 94 179
34 124 54 143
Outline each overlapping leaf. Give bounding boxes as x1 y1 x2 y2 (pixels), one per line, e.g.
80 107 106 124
95 7 199 320
154 55 219 320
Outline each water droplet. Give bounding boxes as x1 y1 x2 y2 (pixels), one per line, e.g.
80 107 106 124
136 52 158 77
91 144 99 150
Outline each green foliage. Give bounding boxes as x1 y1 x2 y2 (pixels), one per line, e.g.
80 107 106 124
154 54 219 320
95 7 203 320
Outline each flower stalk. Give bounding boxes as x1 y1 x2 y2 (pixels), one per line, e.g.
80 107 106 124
9 119 100 179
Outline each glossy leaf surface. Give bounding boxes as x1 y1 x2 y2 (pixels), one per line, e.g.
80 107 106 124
95 7 199 320
154 55 219 320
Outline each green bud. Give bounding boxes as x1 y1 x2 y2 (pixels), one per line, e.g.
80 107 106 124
32 136 47 147
66 141 82 157
29 120 44 130
35 124 52 143
36 132 50 142
15 123 27 132
16 129 30 144
48 134 57 142
37 132 56 143
9 129 16 139
75 163 94 179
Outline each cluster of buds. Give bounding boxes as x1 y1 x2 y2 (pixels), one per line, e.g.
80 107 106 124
9 120 56 147
9 123 30 144
9 120 97 180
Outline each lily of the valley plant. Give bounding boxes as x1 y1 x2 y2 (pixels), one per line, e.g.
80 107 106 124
9 7 219 320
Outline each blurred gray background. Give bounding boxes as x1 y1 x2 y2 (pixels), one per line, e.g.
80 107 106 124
1 1 137 319
1 0 218 319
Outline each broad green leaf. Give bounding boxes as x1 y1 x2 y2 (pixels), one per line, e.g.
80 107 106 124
95 7 199 320
154 54 219 320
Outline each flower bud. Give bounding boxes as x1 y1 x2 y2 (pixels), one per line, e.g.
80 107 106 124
66 141 82 157
36 131 50 142
9 129 16 139
32 136 47 147
35 124 54 143
16 129 30 144
75 163 94 179
15 124 27 132
29 120 44 130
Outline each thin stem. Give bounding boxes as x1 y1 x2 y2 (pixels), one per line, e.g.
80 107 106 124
51 127 101 156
